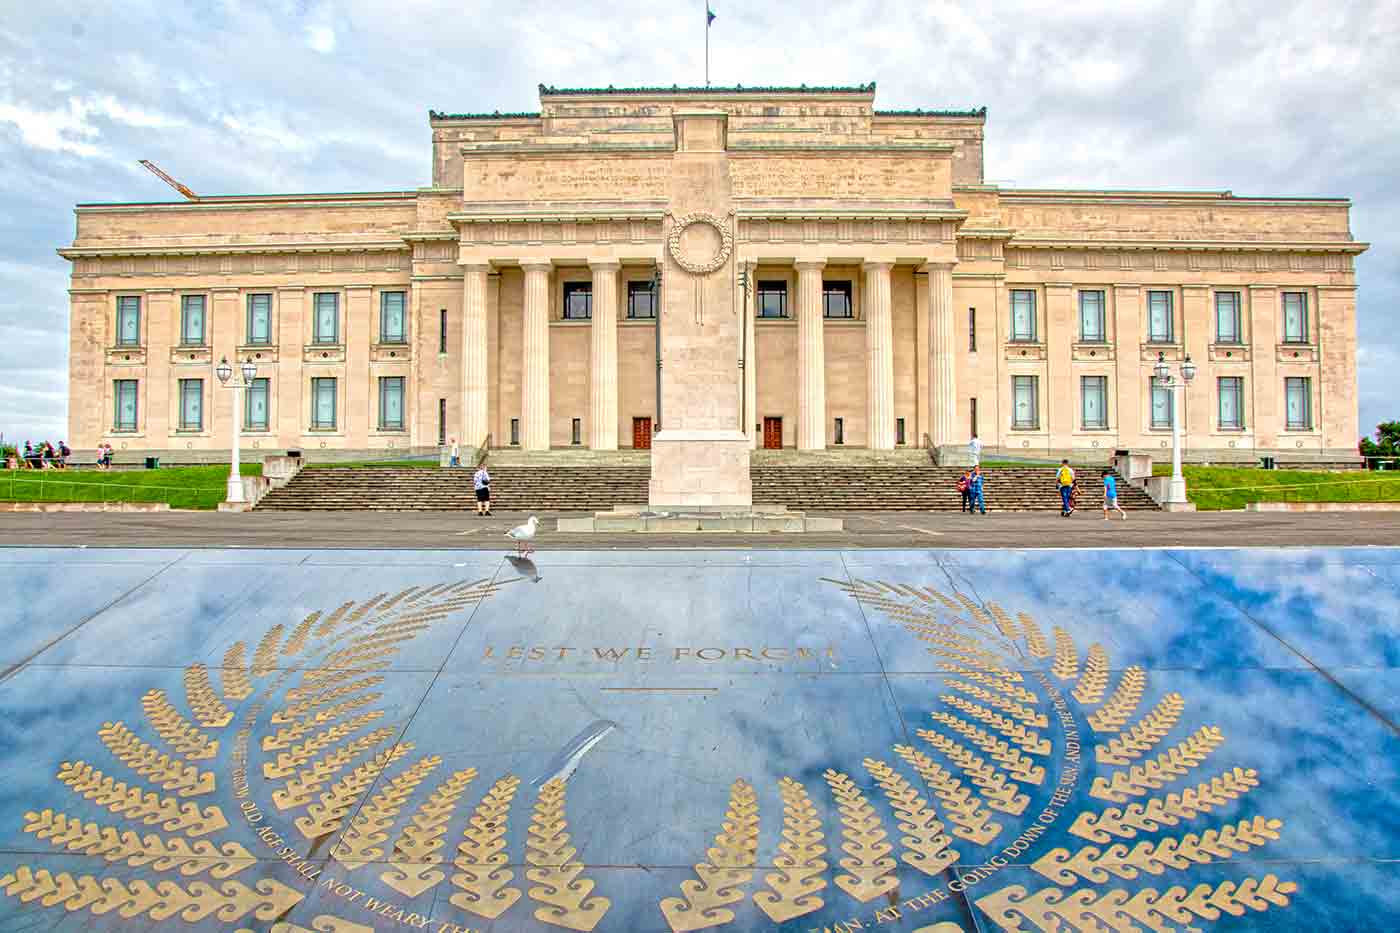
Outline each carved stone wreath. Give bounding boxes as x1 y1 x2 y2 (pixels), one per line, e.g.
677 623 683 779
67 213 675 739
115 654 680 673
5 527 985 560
667 211 733 276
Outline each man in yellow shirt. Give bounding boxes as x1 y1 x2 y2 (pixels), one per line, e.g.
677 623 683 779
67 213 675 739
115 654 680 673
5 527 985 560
1056 460 1075 516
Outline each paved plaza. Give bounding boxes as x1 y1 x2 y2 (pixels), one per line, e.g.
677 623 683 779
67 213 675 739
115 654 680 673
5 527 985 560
0 543 1395 932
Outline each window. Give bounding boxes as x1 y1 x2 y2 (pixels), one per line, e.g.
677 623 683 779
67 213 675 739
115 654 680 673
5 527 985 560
834 417 844 446
114 379 138 431
563 282 592 320
757 280 788 318
180 295 206 346
1012 376 1039 429
380 291 407 344
1218 376 1244 429
571 418 582 445
116 296 141 346
970 398 978 439
178 379 203 431
438 398 446 445
1282 292 1308 343
439 309 448 353
509 417 520 446
1010 290 1037 342
311 377 337 430
245 378 269 431
1078 290 1106 342
1285 377 1312 430
1151 383 1173 428
822 281 852 319
1147 290 1174 343
247 294 272 345
896 418 907 446
969 308 977 352
313 293 339 344
1081 376 1108 429
627 281 656 319
1215 292 1242 343
378 377 405 430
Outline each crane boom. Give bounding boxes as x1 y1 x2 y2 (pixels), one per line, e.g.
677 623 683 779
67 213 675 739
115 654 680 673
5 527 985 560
138 160 199 201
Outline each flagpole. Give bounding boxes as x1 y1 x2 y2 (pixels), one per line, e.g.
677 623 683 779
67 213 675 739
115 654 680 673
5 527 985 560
705 3 710 87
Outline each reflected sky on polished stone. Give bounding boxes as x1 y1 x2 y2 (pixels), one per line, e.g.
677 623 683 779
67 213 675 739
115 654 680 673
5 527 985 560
0 545 1394 932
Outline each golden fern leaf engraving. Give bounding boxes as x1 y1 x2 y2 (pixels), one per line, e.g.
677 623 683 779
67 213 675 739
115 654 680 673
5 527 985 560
271 675 385 724
345 593 388 626
863 759 959 876
1086 667 1147 733
939 695 1051 755
1071 645 1109 704
182 663 234 728
1094 693 1186 765
943 678 1048 728
141 689 219 760
0 865 303 922
450 774 522 919
752 777 827 923
221 643 253 701
938 663 1038 704
893 745 1002 845
1032 815 1284 884
21 808 254 878
282 611 320 656
1069 767 1260 842
264 711 389 782
1089 726 1225 802
316 601 356 637
295 742 414 840
97 721 216 797
260 917 376 933
250 624 285 680
56 760 227 836
1018 612 1051 658
270 725 397 811
1051 627 1078 681
916 729 1030 815
930 712 1046 785
331 756 442 868
296 660 392 692
659 778 760 932
986 601 1021 639
952 592 999 632
820 768 898 902
525 778 610 931
380 767 479 898
261 692 382 751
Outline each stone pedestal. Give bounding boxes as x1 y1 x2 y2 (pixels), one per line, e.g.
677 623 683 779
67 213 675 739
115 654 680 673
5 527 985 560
649 429 752 508
934 445 977 467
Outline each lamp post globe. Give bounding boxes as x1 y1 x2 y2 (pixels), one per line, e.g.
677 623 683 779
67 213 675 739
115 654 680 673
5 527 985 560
1153 351 1170 384
1182 354 1197 383
241 359 257 384
216 357 233 385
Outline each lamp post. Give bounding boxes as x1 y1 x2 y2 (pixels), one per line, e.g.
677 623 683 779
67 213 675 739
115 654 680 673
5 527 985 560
1153 350 1196 506
215 356 258 504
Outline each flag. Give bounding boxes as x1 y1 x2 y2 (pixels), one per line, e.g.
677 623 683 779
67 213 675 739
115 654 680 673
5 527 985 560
707 5 716 25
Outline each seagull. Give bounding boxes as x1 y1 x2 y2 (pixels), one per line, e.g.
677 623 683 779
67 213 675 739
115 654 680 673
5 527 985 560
505 515 539 556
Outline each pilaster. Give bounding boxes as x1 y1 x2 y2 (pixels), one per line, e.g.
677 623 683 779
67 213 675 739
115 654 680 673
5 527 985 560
795 259 826 450
864 260 895 450
1182 286 1212 439
1249 285 1278 447
1318 285 1357 451
588 259 620 450
1045 283 1076 449
1113 284 1143 444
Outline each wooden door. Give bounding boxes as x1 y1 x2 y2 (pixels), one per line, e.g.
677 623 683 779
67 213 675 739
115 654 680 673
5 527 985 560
632 417 652 450
763 417 783 450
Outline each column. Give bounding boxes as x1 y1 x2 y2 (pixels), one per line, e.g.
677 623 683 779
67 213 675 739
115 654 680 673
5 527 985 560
520 260 552 451
461 262 490 448
864 261 895 450
742 260 758 448
588 259 619 450
794 260 826 450
926 262 956 447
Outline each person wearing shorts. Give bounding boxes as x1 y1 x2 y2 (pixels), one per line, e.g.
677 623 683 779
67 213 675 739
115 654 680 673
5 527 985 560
1102 469 1127 520
472 464 492 515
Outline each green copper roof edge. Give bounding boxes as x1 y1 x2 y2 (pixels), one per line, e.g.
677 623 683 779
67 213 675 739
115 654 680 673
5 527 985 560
875 107 987 118
430 110 541 121
536 82 877 96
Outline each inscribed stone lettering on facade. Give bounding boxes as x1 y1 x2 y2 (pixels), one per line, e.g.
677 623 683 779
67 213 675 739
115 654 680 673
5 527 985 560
61 82 1365 464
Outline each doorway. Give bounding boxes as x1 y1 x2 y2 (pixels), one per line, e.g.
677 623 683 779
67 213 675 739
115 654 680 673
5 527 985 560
763 417 783 450
632 417 653 450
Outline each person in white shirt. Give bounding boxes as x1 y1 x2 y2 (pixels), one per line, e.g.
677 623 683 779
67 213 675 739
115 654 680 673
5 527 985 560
472 464 492 515
449 438 460 468
967 435 982 467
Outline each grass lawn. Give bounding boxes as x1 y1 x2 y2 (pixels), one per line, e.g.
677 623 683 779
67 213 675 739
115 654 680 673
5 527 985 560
1151 464 1400 510
0 464 261 510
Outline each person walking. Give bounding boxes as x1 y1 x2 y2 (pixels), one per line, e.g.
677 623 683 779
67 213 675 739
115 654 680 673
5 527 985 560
967 435 982 468
970 465 987 515
1102 469 1127 520
449 438 460 468
1056 459 1075 516
957 470 972 513
472 462 492 516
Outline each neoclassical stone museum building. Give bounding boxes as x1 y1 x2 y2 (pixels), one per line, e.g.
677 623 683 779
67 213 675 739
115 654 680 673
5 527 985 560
62 83 1365 464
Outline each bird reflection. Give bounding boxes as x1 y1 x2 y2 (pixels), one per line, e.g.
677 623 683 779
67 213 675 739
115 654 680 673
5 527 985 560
505 554 542 582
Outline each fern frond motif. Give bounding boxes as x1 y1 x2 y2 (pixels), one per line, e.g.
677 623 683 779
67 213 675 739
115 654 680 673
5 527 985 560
56 761 227 837
221 643 253 701
182 663 234 728
820 769 897 902
97 722 215 797
938 663 1038 705
1087 667 1147 733
270 724 396 811
752 777 827 923
295 660 392 692
332 756 441 868
295 742 414 840
863 759 958 875
976 873 1297 931
381 767 478 898
943 678 1048 728
1095 693 1186 765
141 690 219 760
22 808 254 877
1069 767 1260 842
282 611 320 656
250 624 285 679
271 675 385 724
450 775 522 919
265 712 388 784
1089 726 1225 802
1051 627 1079 681
931 712 1046 785
1032 816 1284 884
939 696 1051 755
660 779 760 931
893 745 1001 845
1018 612 1051 658
1072 644 1109 704
261 692 381 751
985 601 1021 639
916 729 1029 815
0 865 303 922
315 601 356 637
525 779 610 931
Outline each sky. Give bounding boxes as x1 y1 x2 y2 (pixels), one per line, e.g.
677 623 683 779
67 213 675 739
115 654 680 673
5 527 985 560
0 0 1395 447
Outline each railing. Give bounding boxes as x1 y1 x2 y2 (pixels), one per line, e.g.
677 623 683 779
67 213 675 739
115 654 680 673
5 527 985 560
922 433 935 464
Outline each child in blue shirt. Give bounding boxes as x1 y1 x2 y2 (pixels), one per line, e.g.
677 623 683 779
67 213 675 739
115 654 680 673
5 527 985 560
1102 469 1127 520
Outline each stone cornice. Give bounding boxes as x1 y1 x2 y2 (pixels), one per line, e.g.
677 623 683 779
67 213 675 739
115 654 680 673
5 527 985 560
74 193 416 212
728 141 955 154
736 206 967 223
1007 237 1369 254
874 107 987 119
957 227 1014 239
537 82 877 96
1002 189 1352 208
57 241 410 260
429 109 540 121
460 142 672 156
447 206 666 224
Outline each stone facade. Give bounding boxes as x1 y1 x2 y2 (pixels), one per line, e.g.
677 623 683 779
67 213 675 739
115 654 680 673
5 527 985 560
61 83 1366 464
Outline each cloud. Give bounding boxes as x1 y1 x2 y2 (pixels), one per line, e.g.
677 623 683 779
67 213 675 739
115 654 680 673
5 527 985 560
0 0 1395 443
